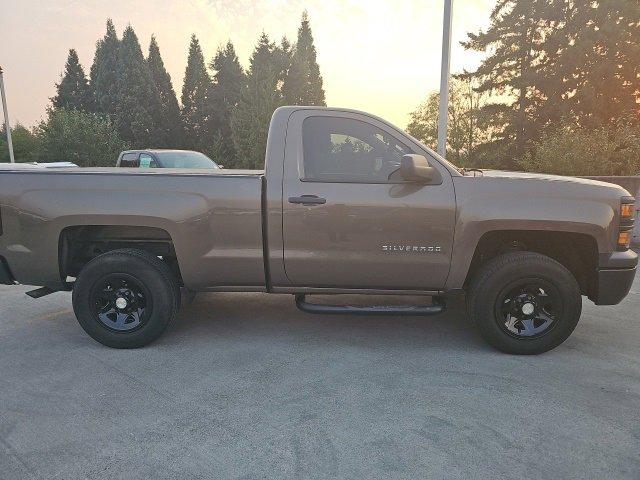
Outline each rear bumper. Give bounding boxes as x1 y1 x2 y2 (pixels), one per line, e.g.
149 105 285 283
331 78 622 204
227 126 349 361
0 256 15 285
593 250 637 305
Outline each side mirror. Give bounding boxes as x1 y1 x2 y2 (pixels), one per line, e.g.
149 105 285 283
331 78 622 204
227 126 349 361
400 154 435 182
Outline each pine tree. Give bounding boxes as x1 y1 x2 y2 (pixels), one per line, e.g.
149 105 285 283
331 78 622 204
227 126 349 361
282 11 326 106
540 0 640 128
147 35 183 147
181 35 214 153
461 0 548 166
276 36 293 86
231 33 284 168
115 25 161 147
210 41 245 163
52 49 92 111
90 19 120 116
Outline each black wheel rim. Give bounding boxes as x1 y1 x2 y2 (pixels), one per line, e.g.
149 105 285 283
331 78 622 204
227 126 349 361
90 274 151 332
494 278 561 339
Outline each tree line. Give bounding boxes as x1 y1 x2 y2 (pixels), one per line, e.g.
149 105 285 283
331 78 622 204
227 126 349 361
407 0 640 176
3 1 639 176
1 12 324 168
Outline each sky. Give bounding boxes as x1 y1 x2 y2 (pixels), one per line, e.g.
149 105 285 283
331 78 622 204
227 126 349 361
0 0 495 130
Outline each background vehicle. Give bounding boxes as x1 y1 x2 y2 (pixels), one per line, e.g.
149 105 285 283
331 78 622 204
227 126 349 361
0 107 636 354
116 149 221 169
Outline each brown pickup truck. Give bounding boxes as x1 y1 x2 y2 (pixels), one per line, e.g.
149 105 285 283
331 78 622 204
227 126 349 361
0 107 636 354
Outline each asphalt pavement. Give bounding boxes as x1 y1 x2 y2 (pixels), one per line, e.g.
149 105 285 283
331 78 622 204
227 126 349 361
1 271 639 479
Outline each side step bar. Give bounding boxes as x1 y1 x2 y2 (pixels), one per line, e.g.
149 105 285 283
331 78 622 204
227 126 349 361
25 286 56 299
294 294 445 316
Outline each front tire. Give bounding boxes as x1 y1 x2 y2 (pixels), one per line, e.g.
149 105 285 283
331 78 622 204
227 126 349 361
72 249 179 348
467 252 582 355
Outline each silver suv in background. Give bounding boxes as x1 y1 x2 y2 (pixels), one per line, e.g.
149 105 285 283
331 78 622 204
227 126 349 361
116 149 221 169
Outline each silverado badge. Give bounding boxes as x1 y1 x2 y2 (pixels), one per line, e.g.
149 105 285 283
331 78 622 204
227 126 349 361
382 245 442 253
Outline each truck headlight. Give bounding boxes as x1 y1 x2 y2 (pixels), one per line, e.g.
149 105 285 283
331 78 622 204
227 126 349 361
621 202 634 219
618 197 635 250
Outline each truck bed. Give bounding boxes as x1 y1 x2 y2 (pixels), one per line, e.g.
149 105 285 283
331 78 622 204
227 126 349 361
0 167 267 290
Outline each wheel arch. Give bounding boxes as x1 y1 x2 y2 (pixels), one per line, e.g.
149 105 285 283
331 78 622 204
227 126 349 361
58 224 182 286
458 229 599 298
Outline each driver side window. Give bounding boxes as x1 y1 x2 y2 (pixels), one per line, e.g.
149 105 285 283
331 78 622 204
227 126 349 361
301 116 413 183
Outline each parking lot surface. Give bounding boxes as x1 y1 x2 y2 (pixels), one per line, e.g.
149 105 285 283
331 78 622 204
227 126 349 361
1 271 639 479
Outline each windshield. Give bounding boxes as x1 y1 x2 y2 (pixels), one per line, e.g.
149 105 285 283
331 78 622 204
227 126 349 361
155 151 220 169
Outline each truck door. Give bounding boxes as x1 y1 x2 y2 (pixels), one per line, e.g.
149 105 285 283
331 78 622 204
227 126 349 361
281 109 456 291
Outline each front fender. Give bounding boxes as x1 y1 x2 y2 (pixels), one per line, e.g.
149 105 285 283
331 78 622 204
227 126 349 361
445 191 616 289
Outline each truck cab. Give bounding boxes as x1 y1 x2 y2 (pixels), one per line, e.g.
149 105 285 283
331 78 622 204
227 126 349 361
265 107 456 293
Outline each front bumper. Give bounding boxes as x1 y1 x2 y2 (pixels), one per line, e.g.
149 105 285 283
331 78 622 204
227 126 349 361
593 250 637 305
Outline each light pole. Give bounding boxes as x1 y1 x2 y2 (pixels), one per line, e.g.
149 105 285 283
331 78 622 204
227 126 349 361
437 0 453 157
0 65 15 163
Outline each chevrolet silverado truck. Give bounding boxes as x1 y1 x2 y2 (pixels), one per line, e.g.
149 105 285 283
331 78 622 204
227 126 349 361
0 107 636 354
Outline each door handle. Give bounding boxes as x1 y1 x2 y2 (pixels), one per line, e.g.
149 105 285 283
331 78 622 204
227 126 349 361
288 195 327 205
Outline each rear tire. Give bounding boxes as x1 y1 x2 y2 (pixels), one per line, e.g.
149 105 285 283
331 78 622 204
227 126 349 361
467 251 582 355
72 249 179 348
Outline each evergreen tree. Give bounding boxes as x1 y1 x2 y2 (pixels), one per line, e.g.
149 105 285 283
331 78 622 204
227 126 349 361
51 49 92 111
147 35 183 147
115 25 161 147
276 36 293 86
210 41 245 163
181 35 215 153
231 33 284 168
90 19 120 116
539 0 640 128
461 0 640 169
282 11 326 106
461 0 548 166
